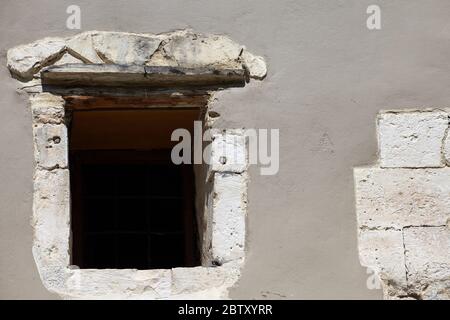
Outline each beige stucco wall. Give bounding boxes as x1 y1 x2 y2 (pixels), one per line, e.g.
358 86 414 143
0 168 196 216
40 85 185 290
2 0 450 299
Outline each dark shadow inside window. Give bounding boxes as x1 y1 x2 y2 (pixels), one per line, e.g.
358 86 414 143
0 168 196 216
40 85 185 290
69 108 200 269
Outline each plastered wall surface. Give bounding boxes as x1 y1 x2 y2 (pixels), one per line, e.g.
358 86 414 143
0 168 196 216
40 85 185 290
2 0 450 299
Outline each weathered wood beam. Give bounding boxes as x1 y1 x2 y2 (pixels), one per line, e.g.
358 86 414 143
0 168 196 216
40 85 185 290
64 94 209 110
41 64 247 89
40 86 211 98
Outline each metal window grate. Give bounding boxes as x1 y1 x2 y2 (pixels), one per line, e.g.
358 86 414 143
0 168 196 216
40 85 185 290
70 151 198 270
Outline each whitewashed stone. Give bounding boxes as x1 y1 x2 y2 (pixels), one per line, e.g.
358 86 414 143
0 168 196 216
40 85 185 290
163 33 242 69
7 37 66 80
66 32 103 64
211 173 247 263
241 51 267 79
354 167 450 229
404 226 450 285
358 229 407 287
377 111 448 168
210 130 247 173
92 32 161 65
33 124 68 170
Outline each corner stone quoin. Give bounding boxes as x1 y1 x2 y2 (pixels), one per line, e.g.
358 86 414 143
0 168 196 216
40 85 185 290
354 108 450 300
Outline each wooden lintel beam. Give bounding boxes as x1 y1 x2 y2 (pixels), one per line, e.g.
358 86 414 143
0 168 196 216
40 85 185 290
41 64 247 89
64 94 210 110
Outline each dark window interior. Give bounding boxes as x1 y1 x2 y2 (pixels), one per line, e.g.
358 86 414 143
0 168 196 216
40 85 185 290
69 108 201 270
71 151 199 269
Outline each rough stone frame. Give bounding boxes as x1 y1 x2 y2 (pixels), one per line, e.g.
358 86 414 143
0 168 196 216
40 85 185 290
6 30 267 299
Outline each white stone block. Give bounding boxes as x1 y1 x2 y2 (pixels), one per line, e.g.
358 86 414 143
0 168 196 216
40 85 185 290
65 269 172 299
32 169 71 287
354 167 450 229
210 130 247 173
66 32 103 64
164 33 242 69
404 226 450 284
358 229 407 286
377 111 448 168
241 51 267 79
33 124 68 170
7 37 66 80
92 32 161 65
171 266 229 297
211 172 247 263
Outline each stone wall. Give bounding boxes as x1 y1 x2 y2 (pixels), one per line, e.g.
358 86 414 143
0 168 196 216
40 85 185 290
354 109 450 300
